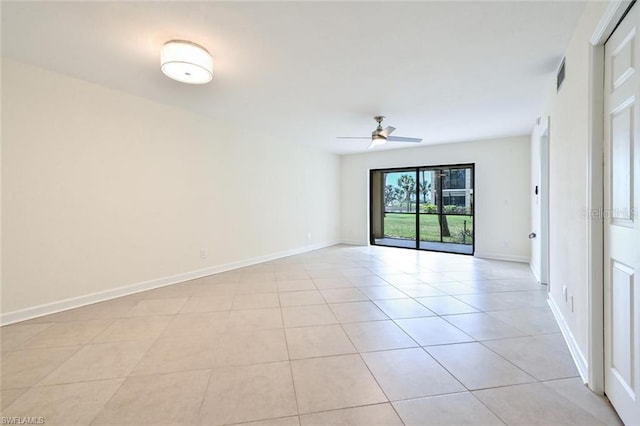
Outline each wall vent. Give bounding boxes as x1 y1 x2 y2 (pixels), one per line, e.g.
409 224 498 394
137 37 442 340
557 57 566 91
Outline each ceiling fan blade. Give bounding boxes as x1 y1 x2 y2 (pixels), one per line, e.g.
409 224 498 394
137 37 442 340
336 136 372 139
379 126 396 138
387 136 423 143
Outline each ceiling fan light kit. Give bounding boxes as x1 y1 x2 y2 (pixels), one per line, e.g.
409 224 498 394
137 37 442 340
161 40 213 84
369 134 387 149
337 115 423 149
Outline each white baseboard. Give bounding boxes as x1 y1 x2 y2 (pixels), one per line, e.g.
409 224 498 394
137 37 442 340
339 239 368 246
474 251 530 263
548 296 589 383
338 245 530 263
529 262 541 283
0 240 340 326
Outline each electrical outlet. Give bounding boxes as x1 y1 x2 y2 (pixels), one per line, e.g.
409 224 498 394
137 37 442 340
307 232 311 240
200 249 207 259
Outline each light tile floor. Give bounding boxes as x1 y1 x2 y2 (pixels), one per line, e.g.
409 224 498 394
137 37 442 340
0 245 622 425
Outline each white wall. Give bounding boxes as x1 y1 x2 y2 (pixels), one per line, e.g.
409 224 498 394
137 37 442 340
340 136 531 262
531 1 608 380
1 59 340 320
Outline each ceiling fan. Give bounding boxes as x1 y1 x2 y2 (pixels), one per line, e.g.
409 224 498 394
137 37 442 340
337 116 423 149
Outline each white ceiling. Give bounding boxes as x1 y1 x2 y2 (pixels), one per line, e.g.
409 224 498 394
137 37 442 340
1 1 585 154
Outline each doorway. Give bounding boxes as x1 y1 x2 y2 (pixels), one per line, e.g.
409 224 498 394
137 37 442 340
370 164 475 255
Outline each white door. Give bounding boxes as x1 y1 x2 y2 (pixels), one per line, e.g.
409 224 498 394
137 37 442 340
604 4 640 425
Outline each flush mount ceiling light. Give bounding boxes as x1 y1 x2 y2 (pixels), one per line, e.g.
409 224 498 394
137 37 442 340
160 40 213 84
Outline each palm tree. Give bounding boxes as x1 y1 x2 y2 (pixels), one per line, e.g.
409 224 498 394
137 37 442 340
433 171 451 237
385 185 404 208
419 179 431 205
397 175 415 212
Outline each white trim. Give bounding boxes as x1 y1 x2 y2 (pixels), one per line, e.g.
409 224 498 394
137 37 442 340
591 0 633 45
585 0 629 396
548 296 589 383
0 241 339 326
586 42 606 395
339 239 367 246
340 240 528 262
539 119 550 286
529 261 541 283
474 252 530 264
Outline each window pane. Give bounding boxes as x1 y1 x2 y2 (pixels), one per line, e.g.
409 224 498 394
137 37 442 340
441 215 473 245
419 214 441 242
384 171 416 213
383 213 416 240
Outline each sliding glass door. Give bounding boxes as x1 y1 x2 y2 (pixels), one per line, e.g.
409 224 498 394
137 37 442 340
370 164 474 255
376 169 417 248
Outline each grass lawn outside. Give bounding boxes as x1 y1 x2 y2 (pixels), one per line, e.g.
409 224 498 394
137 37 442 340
383 213 473 245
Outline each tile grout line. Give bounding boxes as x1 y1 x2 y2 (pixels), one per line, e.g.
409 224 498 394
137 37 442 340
277 289 302 421
83 310 179 424
335 315 408 426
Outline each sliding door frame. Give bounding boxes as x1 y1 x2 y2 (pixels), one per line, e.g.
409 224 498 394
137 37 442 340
369 163 475 255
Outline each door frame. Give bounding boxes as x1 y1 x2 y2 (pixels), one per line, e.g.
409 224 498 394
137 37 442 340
588 0 633 395
539 119 550 287
368 163 475 255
